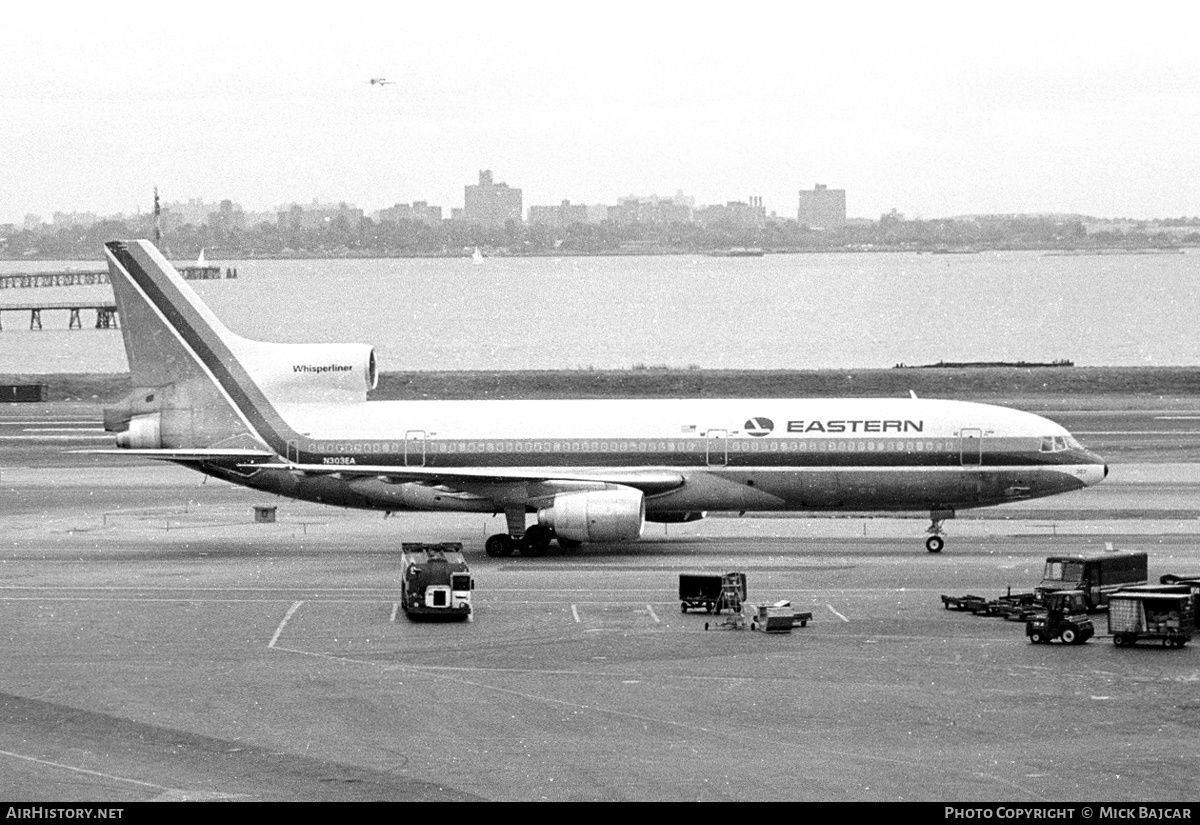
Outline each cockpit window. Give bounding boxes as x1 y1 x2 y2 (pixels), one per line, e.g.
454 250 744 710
1040 435 1073 452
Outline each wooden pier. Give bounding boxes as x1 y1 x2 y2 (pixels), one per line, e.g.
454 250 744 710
0 264 234 290
0 301 119 330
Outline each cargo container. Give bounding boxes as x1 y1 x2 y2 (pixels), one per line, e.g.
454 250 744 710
1108 590 1193 648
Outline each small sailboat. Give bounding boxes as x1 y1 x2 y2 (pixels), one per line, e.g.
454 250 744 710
471 247 484 264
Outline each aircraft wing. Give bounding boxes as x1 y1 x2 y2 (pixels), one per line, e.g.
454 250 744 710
239 462 686 495
75 448 279 461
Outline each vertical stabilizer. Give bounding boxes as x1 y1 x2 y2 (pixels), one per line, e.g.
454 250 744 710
103 240 262 450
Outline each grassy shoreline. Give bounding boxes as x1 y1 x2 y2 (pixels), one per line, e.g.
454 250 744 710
5 367 1200 409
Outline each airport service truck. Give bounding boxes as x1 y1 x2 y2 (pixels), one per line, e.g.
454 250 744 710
400 543 474 620
1035 550 1147 611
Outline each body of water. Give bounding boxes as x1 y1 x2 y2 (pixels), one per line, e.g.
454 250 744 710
1 250 1197 373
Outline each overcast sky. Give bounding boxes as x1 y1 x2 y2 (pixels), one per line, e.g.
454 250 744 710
4 1 1200 225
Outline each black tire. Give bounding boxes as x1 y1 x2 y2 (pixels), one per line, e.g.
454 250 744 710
1029 631 1045 644
484 534 514 558
523 524 553 554
926 535 944 553
1061 628 1077 645
1113 634 1127 647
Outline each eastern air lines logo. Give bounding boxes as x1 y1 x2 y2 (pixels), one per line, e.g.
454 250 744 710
744 417 774 437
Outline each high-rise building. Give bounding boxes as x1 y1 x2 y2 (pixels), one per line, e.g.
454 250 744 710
462 169 523 228
797 184 846 229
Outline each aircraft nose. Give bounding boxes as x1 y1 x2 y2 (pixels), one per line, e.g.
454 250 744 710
1081 457 1108 487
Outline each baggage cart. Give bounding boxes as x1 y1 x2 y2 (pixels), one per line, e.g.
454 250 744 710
941 594 989 612
1109 590 1194 648
748 601 813 633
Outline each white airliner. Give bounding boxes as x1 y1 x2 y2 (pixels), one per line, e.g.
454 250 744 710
94 240 1107 556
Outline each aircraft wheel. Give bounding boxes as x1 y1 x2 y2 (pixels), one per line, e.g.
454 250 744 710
926 535 944 553
485 534 514 558
523 524 553 555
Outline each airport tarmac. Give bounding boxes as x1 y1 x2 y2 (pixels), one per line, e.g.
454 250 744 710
2 404 1200 801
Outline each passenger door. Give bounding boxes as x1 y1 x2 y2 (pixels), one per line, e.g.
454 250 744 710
959 428 982 468
705 429 728 466
405 430 426 467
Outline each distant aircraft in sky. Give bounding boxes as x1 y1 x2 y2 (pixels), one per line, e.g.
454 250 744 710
91 240 1108 557
368 77 395 86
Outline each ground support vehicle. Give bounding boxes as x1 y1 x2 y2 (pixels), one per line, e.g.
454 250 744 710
1161 573 1200 585
997 592 1042 621
1026 590 1094 644
400 542 474 620
939 590 1037 619
1036 550 1147 611
1156 576 1200 625
701 573 749 631
1108 590 1194 648
748 602 813 633
681 572 746 614
941 594 989 613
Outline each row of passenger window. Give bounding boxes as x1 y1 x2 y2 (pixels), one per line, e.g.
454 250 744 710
430 439 957 454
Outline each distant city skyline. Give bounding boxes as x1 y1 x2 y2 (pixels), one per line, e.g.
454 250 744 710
4 3 1200 225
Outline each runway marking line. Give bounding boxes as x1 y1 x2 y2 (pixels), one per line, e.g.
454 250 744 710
0 747 179 794
571 605 581 623
826 604 850 622
646 605 660 623
269 600 304 648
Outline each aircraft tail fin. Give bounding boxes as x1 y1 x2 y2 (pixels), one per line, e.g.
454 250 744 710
103 240 267 450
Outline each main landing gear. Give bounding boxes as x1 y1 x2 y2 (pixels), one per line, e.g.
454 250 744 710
484 526 581 557
484 509 581 558
925 509 954 553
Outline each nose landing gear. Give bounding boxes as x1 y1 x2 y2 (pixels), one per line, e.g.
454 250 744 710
925 509 954 553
